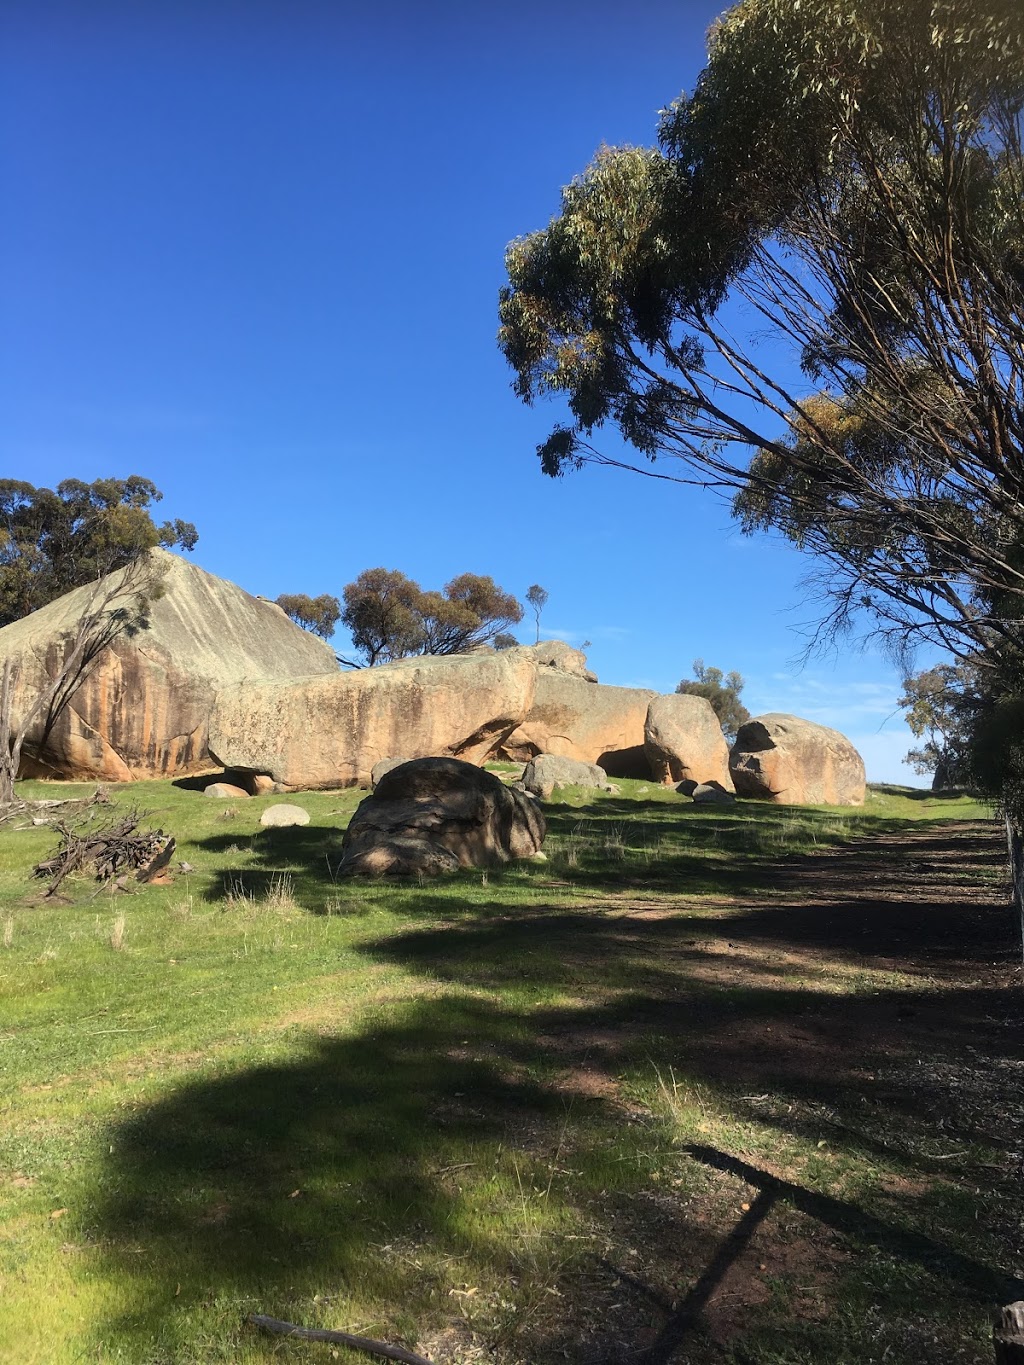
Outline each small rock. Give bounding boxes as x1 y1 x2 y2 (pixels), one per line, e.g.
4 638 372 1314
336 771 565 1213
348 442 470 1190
522 754 608 800
691 782 737 804
204 782 250 799
260 804 311 828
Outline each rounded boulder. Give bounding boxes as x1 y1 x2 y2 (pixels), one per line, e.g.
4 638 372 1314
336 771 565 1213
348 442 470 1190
338 757 545 877
729 714 866 806
259 804 311 828
644 694 733 788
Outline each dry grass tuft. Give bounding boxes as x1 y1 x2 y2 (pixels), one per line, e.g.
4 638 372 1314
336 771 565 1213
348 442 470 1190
222 874 255 910
263 872 297 911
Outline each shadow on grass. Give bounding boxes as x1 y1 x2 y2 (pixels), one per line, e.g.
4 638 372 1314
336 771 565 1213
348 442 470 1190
89 995 575 1358
631 1142 1024 1365
91 893 1024 1361
194 826 345 904
188 797 960 910
89 814 1021 1359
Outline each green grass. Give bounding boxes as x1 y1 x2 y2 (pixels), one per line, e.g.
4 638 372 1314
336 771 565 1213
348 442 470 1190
0 776 1016 1364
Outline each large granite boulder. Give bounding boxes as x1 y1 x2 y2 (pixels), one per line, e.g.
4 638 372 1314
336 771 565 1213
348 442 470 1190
338 757 545 876
729 714 866 806
498 669 657 778
210 649 538 789
0 549 339 782
643 694 733 789
522 754 609 799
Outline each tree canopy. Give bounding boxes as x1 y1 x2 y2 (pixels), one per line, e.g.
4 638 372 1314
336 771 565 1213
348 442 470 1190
500 0 1024 660
275 593 341 640
676 658 751 741
898 662 979 786
0 477 198 628
340 569 523 666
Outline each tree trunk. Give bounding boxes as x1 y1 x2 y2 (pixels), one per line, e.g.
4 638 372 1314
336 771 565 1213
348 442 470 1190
994 1302 1024 1363
0 658 22 807
1006 816 1024 969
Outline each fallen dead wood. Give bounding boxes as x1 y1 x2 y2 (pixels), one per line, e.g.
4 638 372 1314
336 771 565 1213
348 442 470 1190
0 787 112 828
995 1302 1024 1364
248 1313 434 1365
34 809 173 896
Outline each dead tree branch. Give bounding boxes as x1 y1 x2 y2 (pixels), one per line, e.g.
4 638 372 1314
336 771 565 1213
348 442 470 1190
34 809 173 896
248 1313 434 1365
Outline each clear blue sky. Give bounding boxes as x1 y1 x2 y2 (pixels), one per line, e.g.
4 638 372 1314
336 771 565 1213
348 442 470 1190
1 0 928 783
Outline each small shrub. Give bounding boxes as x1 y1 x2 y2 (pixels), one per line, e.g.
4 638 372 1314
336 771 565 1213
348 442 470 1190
602 824 627 858
109 914 127 951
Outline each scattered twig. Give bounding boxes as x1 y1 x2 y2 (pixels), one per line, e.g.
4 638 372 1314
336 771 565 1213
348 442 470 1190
247 1313 433 1364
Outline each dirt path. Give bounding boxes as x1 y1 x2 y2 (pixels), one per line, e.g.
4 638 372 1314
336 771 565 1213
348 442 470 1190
723 817 1017 973
528 819 1024 1363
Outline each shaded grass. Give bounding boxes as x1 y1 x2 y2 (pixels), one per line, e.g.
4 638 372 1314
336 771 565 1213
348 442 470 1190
0 775 1017 1364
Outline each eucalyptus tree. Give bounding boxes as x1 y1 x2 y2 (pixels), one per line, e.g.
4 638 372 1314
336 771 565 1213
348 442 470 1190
677 659 750 742
275 593 341 640
525 584 549 643
340 569 523 665
500 0 1024 662
0 477 197 627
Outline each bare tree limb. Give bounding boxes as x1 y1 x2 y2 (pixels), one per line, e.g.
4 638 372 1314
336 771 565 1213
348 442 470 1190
247 1313 434 1365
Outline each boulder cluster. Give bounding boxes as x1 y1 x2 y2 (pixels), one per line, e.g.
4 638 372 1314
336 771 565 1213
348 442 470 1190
0 551 867 811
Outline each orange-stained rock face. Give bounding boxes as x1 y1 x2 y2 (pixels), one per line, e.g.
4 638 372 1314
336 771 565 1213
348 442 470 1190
497 670 657 777
1 549 339 781
729 713 866 806
209 650 538 789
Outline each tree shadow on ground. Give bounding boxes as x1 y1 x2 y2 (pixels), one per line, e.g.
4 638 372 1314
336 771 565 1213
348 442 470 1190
362 903 1024 1146
90 818 1022 1361
91 908 1023 1361
90 976 1023 1363
194 825 346 904
89 995 576 1359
